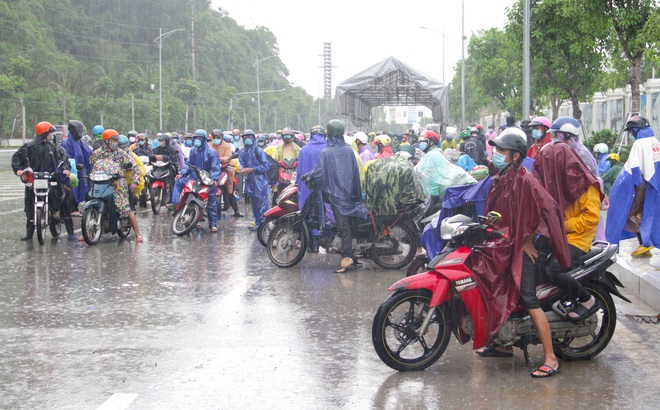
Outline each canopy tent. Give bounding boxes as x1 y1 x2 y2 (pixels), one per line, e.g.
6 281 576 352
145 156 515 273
335 56 448 127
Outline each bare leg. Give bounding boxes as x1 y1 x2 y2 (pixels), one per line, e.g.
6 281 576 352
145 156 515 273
128 212 143 242
528 308 559 376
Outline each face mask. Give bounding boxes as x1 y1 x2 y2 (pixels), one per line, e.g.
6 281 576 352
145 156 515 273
283 135 292 141
139 140 145 146
159 140 166 148
194 139 202 148
257 141 266 148
108 141 118 151
419 142 428 152
244 138 253 146
492 150 509 170
532 129 543 140
233 135 240 142
213 139 222 146
184 139 193 147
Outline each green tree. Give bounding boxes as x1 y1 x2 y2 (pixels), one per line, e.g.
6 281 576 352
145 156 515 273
173 79 201 133
123 71 143 130
95 76 114 126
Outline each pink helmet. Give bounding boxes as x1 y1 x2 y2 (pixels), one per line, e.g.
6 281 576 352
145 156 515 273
529 116 552 129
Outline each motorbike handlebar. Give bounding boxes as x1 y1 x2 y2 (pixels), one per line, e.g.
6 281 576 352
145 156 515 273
485 227 506 239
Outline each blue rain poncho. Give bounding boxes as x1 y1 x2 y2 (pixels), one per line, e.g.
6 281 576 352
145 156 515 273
297 133 327 210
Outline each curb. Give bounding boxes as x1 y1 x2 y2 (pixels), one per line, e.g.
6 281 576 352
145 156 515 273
611 258 660 312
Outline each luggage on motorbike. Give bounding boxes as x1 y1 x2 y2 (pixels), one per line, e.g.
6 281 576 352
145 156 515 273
364 155 425 216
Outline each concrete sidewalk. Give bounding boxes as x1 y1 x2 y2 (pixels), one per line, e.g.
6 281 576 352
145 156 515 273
610 237 660 312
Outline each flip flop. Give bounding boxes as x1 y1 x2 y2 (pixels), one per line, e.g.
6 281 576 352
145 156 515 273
567 299 600 322
531 363 560 378
475 345 513 357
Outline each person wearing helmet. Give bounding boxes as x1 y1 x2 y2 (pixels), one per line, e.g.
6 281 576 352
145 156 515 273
303 120 368 272
354 131 375 164
398 133 416 157
296 125 329 252
606 115 660 257
272 127 301 162
256 134 268 149
127 130 138 145
460 127 486 165
549 117 598 176
416 130 475 210
232 128 244 150
132 133 152 157
210 129 243 218
601 153 622 196
474 128 571 378
92 125 105 151
170 129 222 232
238 129 272 231
150 132 180 200
165 132 186 170
62 120 92 213
592 143 610 175
526 116 553 159
374 135 393 159
118 136 146 239
89 129 143 242
12 121 71 240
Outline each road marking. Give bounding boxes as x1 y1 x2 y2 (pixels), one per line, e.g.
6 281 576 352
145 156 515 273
96 393 138 410
225 276 261 300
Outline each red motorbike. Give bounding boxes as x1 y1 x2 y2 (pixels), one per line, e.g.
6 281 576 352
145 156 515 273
257 183 298 247
372 213 629 372
272 157 297 206
215 165 239 218
171 163 216 236
149 160 174 214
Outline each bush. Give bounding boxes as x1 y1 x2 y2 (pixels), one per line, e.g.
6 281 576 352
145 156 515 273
586 129 616 153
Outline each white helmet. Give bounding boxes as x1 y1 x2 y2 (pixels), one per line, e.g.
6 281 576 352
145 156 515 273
354 132 368 145
593 143 608 154
549 117 581 137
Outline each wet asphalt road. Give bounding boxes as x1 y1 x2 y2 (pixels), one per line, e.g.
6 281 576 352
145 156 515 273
0 170 659 410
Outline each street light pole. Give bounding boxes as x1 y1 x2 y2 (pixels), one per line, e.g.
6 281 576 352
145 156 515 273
155 28 185 131
419 26 448 83
254 55 277 132
229 89 285 131
461 0 466 131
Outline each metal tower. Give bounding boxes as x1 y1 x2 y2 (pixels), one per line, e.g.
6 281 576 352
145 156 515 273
323 43 332 100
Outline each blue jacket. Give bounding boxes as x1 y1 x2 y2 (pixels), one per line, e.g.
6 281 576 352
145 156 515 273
62 133 92 203
181 141 221 181
239 139 271 197
297 133 327 210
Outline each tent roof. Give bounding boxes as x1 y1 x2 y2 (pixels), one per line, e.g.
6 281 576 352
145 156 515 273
334 56 448 127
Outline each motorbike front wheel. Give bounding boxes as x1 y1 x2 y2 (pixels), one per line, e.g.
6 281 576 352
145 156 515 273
49 214 61 238
36 207 46 245
172 203 201 236
553 284 617 361
117 216 132 239
257 216 276 247
372 222 418 270
372 289 451 372
267 221 307 268
82 207 102 245
151 187 162 214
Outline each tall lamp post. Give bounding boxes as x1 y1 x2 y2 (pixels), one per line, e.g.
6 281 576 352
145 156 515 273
228 89 285 130
461 0 466 131
419 26 448 84
254 55 277 132
155 28 185 131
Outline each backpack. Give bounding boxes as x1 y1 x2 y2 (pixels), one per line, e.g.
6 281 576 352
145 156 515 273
463 138 484 165
256 148 279 185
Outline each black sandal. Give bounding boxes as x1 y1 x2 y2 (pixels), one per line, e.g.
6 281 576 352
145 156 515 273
475 345 513 357
531 363 560 378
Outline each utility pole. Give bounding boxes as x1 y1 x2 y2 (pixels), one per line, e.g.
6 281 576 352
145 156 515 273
191 1 197 129
522 0 531 121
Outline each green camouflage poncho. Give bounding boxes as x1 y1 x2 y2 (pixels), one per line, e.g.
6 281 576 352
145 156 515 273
365 155 426 216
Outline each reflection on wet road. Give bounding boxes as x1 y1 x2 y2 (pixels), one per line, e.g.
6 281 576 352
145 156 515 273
0 171 658 409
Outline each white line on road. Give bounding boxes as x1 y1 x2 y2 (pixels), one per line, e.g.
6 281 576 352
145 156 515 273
96 393 138 410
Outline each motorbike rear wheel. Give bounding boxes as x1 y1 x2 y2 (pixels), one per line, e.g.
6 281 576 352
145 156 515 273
372 289 451 371
82 207 102 245
257 216 276 247
49 214 61 238
172 203 201 236
36 207 46 245
117 217 132 239
151 187 162 214
267 221 307 268
139 191 148 208
553 284 616 361
372 221 418 270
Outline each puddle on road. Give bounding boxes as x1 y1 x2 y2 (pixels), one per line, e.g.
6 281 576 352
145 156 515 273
625 314 660 325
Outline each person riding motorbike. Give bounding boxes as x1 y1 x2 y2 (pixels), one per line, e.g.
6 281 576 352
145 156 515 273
89 129 143 242
472 128 570 378
374 135 394 159
238 129 271 231
127 130 138 146
131 133 152 157
170 129 222 232
150 133 179 203
526 116 553 159
354 132 375 164
210 128 243 217
549 117 599 177
12 121 71 241
118 135 146 241
271 127 301 204
92 125 105 151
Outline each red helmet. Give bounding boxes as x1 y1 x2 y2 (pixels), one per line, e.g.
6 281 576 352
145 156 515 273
419 131 440 144
35 121 55 136
102 129 119 140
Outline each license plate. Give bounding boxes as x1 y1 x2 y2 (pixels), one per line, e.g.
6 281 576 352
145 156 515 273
33 179 48 189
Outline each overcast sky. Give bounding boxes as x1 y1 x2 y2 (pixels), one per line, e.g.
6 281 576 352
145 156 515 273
211 0 517 98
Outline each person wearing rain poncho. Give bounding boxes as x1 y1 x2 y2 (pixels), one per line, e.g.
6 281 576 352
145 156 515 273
415 130 476 210
297 125 328 252
304 120 368 273
364 153 425 216
606 115 660 257
239 129 272 231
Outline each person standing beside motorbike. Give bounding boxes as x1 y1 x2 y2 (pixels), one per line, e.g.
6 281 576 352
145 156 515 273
471 128 571 378
297 125 328 252
62 120 92 215
12 121 70 241
304 120 368 273
171 130 221 233
239 129 271 231
151 133 179 201
89 129 143 242
210 129 243 217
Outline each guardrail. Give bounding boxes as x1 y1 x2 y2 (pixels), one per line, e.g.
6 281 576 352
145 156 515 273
0 149 17 170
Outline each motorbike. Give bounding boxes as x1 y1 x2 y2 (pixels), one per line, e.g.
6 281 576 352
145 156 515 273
171 162 216 236
20 167 64 245
149 160 174 214
371 213 630 372
215 154 240 219
138 155 152 208
272 157 297 205
267 179 422 269
81 166 133 245
257 183 299 247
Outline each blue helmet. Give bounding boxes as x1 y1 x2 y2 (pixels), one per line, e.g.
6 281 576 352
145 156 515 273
194 129 208 139
117 135 130 149
92 125 104 138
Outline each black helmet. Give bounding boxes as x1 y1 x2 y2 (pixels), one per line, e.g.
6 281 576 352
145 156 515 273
242 129 255 137
67 120 86 138
623 115 650 131
326 119 344 138
310 125 326 136
211 129 223 138
488 127 528 159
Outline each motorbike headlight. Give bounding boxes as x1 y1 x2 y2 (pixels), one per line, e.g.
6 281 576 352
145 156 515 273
439 214 473 240
200 172 214 186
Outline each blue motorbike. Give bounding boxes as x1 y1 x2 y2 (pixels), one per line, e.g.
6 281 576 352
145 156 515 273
81 169 132 245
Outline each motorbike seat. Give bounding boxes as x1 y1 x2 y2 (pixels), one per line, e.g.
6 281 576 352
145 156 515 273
573 246 603 267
